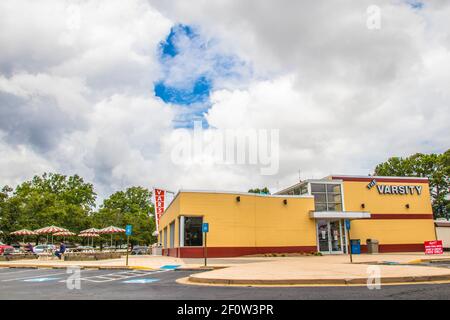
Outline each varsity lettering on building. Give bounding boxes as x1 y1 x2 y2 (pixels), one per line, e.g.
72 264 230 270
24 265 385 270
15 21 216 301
376 185 422 195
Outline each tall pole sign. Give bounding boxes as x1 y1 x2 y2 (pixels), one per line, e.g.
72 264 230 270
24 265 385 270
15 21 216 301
345 219 352 263
125 225 132 266
202 223 209 267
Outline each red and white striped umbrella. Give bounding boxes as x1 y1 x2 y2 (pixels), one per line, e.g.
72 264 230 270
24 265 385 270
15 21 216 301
10 229 37 243
53 231 76 237
78 232 99 238
78 232 99 246
35 226 69 234
98 226 125 234
10 229 37 236
99 226 125 247
80 228 100 234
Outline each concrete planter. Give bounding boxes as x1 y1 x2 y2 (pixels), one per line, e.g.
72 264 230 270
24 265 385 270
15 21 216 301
0 254 39 261
63 252 123 261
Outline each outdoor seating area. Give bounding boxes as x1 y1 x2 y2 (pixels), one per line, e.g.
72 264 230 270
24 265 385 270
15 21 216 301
0 225 129 261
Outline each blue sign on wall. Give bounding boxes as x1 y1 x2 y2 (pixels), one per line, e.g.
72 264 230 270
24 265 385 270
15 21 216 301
126 225 133 236
345 220 351 231
202 223 209 233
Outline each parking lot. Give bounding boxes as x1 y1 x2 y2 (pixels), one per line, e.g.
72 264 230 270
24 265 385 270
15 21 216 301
2 267 450 300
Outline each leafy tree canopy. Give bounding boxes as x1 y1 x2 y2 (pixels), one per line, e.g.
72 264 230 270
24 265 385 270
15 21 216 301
248 187 271 195
374 149 450 218
91 186 155 245
0 173 96 243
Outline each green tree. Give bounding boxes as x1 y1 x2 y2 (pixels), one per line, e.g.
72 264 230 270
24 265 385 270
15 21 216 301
374 150 450 218
248 187 271 195
91 186 155 246
0 173 96 243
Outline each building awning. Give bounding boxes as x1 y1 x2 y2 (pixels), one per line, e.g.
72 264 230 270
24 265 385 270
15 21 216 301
309 211 371 219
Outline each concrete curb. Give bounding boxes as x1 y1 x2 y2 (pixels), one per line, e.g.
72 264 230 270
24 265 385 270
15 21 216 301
175 266 227 271
0 264 156 271
187 274 450 286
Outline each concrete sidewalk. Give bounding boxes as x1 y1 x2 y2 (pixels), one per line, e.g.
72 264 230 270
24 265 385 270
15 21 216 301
187 253 450 286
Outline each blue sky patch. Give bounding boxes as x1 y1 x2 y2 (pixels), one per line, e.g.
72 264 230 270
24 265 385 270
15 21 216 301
406 0 423 9
154 76 211 106
154 24 251 127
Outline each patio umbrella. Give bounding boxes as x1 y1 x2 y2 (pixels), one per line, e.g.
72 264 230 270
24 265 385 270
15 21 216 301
35 226 69 245
53 231 76 242
78 232 99 247
80 228 101 234
99 226 125 247
10 229 37 243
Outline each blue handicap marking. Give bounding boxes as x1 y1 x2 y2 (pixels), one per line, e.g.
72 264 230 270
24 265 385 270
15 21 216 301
122 278 160 284
23 277 61 282
160 265 180 270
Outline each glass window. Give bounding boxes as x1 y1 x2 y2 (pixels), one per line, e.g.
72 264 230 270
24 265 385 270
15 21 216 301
327 193 342 203
311 184 326 193
326 184 341 194
184 217 203 246
313 193 327 203
169 222 175 248
315 203 328 211
163 227 168 249
327 203 343 211
311 183 343 212
300 186 308 195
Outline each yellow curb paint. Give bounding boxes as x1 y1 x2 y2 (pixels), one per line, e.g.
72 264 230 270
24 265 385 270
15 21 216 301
408 259 423 264
130 266 156 271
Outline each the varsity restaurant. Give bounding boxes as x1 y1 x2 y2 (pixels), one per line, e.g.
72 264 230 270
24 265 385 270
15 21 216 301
157 175 436 258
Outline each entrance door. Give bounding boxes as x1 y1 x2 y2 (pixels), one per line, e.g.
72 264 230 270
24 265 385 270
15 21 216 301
317 220 330 252
316 220 344 254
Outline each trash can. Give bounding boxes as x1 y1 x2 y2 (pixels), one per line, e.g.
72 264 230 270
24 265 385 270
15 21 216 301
366 239 379 254
350 239 361 254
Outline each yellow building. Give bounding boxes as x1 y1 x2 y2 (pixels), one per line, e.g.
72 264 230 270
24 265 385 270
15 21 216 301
158 175 436 257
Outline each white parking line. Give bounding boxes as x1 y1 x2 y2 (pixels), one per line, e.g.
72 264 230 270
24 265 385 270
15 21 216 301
0 268 52 276
77 269 169 283
2 271 69 282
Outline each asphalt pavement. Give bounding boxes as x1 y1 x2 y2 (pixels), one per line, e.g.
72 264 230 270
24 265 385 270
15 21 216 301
0 267 450 300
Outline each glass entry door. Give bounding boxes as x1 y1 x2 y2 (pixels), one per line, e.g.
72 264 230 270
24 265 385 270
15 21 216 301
316 220 344 254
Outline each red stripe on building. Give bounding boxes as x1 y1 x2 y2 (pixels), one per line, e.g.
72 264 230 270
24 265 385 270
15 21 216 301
163 246 318 258
360 243 424 253
370 214 433 220
163 243 426 258
331 176 428 184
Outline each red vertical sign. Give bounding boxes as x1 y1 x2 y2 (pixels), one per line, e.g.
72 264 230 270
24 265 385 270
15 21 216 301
154 188 165 229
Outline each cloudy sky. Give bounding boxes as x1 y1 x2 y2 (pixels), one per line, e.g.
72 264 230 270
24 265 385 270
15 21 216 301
0 0 449 199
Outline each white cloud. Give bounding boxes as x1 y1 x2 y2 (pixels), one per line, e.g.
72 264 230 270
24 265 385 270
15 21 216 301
0 0 449 199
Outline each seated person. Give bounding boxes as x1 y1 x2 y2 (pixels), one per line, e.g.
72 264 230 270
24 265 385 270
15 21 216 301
25 243 34 254
54 242 66 259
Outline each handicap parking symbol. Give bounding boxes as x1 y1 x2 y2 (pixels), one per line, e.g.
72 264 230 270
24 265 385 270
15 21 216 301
23 277 61 282
122 278 160 284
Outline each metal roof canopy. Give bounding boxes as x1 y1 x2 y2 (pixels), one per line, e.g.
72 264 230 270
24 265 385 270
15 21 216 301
309 211 371 219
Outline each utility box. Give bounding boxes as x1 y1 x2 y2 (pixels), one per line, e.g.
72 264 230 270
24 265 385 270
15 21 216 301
152 243 162 256
366 239 379 254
